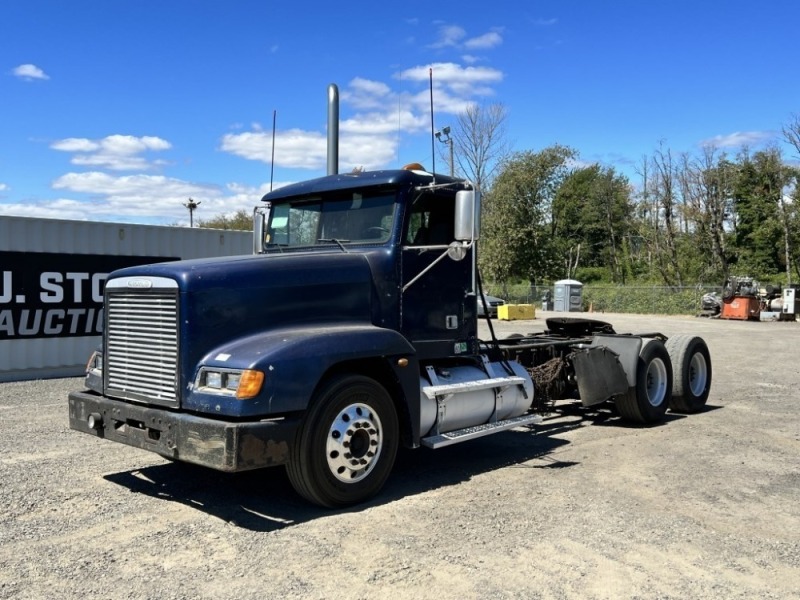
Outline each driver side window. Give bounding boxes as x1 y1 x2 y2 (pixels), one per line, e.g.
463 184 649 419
406 211 427 245
405 197 455 246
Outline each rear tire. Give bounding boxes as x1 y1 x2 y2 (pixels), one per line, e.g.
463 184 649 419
287 374 398 508
615 339 673 424
666 335 712 413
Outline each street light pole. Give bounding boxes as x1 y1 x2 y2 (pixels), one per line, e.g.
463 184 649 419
435 126 454 177
183 198 201 228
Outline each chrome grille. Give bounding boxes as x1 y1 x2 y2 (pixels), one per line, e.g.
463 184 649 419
106 290 179 404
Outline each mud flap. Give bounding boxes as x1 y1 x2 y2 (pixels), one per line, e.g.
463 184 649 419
571 346 630 407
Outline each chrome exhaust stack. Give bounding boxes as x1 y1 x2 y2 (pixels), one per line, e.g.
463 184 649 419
327 83 339 175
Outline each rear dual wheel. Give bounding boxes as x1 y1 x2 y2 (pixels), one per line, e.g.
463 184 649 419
666 335 712 413
287 374 398 508
615 339 673 424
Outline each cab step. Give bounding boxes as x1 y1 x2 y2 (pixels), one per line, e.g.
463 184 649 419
421 376 526 399
421 413 542 449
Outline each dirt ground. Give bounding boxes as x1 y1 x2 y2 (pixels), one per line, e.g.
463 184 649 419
1 311 799 599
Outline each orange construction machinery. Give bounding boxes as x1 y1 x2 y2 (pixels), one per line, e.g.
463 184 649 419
718 277 797 321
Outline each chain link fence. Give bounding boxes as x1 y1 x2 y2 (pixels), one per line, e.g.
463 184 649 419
482 283 724 316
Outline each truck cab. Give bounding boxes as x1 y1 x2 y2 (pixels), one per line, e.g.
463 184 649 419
254 166 478 358
69 165 537 507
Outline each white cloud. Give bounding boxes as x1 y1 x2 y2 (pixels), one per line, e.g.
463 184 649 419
51 138 101 152
222 75 426 171
0 183 8 192
340 135 398 171
24 171 270 224
429 25 503 52
221 125 399 172
407 87 475 115
106 135 171 154
53 171 208 197
12 64 49 81
0 198 96 221
533 18 558 26
343 78 393 110
396 62 503 102
700 131 774 149
221 57 504 173
221 129 326 169
464 30 503 50
429 24 467 49
398 62 502 85
341 110 427 135
343 74 468 130
51 134 172 171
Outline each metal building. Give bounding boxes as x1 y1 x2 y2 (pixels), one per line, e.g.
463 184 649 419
0 216 252 382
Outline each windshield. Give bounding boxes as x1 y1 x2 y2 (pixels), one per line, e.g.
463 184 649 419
266 191 396 249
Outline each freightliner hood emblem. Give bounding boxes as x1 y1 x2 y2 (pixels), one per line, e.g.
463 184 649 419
126 279 153 289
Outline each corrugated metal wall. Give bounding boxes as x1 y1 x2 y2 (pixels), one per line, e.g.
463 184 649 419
0 216 252 382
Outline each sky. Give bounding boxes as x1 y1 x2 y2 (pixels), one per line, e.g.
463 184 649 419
1 0 798 227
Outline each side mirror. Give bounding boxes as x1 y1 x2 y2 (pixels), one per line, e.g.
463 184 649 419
454 190 480 241
252 204 270 254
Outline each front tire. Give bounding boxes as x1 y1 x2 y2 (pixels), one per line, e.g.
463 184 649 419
666 335 712 413
615 339 673 424
287 374 399 508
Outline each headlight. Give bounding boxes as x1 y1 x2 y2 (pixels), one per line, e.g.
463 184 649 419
225 372 241 391
195 368 264 399
85 350 103 393
205 371 223 389
86 350 103 374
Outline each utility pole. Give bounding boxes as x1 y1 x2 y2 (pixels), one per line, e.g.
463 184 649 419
435 126 454 177
183 198 201 228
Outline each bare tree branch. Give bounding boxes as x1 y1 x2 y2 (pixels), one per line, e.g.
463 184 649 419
449 103 511 192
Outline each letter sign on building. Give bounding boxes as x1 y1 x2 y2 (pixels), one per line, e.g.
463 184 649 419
0 252 176 340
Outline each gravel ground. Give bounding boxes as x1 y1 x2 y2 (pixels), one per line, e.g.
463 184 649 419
1 312 799 599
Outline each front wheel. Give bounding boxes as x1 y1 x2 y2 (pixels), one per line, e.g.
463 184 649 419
615 339 673 424
287 374 399 508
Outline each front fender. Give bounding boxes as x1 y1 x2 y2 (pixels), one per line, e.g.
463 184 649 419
184 324 416 418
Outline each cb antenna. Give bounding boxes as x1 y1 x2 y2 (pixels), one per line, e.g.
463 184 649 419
269 110 277 192
429 67 436 184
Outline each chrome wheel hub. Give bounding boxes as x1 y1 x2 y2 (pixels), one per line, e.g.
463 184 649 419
326 403 383 483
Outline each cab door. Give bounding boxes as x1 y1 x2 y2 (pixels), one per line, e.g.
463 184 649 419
400 194 476 359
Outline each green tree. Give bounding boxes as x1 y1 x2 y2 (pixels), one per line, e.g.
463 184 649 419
634 144 698 287
197 209 254 231
677 147 736 283
781 115 800 282
552 165 633 282
649 144 683 286
731 147 794 278
480 145 577 291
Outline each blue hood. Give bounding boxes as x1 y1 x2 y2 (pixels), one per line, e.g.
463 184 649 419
108 251 381 382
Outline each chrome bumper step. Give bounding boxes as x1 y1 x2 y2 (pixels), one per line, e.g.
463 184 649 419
421 413 542 449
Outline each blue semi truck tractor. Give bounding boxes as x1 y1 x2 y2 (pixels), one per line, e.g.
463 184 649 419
68 164 712 507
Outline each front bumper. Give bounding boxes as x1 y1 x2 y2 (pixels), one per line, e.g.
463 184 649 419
68 390 299 472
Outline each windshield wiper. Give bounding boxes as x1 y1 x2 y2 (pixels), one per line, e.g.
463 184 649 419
317 238 350 253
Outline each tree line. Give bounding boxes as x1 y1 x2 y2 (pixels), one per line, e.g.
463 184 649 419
480 115 800 291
